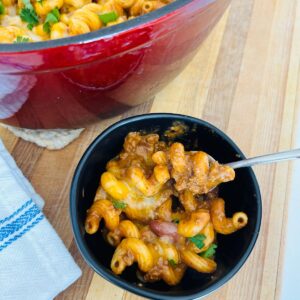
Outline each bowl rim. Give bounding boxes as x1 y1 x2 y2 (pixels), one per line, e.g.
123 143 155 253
70 113 262 300
0 0 216 53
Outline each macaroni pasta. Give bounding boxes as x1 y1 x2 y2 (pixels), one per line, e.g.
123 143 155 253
85 132 248 285
0 0 173 42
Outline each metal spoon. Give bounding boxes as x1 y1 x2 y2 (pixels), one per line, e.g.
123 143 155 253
224 148 300 169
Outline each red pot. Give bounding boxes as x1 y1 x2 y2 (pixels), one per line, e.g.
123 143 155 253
0 0 229 129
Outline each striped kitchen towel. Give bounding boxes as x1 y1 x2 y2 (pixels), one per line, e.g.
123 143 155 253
0 139 81 300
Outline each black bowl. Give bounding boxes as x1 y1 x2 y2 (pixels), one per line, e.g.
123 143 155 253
70 113 262 300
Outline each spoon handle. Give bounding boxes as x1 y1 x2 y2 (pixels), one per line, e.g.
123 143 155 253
227 149 300 169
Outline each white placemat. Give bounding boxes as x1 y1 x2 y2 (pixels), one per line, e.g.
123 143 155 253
1 124 84 150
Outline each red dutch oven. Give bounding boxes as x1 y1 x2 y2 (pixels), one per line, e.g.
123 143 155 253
0 0 230 129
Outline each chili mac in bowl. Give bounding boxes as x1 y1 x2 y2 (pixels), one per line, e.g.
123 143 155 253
70 113 262 300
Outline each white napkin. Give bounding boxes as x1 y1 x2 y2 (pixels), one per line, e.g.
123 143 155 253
0 139 82 299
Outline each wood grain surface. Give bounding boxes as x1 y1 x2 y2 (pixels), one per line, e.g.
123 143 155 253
1 0 300 299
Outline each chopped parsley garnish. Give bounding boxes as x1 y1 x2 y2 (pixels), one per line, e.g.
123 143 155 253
172 218 180 224
20 0 39 30
14 36 30 43
43 22 51 34
188 234 206 249
168 259 177 267
200 243 217 259
0 1 5 15
43 8 60 34
98 11 118 25
112 200 127 210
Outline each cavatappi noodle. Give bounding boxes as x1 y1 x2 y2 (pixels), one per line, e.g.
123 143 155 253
85 132 248 286
0 0 172 43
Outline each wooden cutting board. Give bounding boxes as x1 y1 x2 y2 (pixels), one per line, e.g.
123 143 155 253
1 0 299 299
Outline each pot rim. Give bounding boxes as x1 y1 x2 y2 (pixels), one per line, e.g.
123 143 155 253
0 0 216 53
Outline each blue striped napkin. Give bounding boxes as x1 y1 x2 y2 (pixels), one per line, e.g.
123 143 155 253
0 139 81 299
